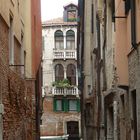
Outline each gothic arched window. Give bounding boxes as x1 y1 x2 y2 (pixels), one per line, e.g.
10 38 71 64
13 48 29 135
55 64 64 81
66 64 76 85
55 30 64 50
66 30 75 50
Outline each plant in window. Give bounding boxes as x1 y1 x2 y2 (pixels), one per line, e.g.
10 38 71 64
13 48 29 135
52 79 74 88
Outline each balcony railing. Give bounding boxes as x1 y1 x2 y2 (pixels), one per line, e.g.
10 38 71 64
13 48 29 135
53 49 77 60
52 86 79 96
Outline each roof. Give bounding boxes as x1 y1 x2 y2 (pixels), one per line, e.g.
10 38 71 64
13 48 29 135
63 2 78 8
42 18 77 27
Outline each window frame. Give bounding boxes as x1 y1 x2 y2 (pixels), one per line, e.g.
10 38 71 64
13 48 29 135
66 30 75 50
54 30 64 50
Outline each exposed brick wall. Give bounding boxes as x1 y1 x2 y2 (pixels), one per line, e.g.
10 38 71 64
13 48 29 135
0 15 35 140
40 97 81 136
128 46 140 140
128 50 138 89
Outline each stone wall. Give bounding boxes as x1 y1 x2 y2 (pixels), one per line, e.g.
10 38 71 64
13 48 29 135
0 15 34 140
128 46 140 140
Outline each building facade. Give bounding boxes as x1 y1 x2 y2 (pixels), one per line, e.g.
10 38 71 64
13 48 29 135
78 0 140 140
0 0 42 139
41 3 81 140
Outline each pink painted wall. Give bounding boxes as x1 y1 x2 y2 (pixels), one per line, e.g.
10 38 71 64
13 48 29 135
31 0 42 78
115 0 129 86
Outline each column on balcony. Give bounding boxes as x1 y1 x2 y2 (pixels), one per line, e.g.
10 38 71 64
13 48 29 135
64 32 66 59
64 66 67 79
75 29 77 50
52 65 55 82
76 65 78 86
64 32 66 49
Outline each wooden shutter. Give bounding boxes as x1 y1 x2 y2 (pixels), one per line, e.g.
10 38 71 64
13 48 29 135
77 99 80 112
64 98 69 112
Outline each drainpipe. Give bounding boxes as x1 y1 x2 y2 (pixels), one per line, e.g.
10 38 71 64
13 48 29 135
130 0 136 48
96 14 101 140
77 0 85 139
113 101 118 140
103 0 107 139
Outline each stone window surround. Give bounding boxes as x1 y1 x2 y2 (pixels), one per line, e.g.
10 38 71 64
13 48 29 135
54 29 77 50
53 63 78 86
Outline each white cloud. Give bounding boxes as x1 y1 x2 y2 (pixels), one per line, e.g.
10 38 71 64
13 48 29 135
41 0 78 21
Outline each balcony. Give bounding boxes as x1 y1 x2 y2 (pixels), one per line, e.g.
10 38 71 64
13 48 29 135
52 86 79 96
53 49 77 60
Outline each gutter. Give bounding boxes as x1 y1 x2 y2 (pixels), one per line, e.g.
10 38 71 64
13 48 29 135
77 0 85 139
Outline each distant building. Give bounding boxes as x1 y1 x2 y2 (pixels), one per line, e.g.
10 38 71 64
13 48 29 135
41 3 81 140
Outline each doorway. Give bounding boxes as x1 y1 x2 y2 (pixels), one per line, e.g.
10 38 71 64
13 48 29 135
67 121 80 140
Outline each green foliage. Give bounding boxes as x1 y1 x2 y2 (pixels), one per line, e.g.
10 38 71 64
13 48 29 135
67 18 77 22
52 79 73 88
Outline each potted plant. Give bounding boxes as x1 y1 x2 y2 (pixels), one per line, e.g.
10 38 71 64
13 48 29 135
52 79 74 88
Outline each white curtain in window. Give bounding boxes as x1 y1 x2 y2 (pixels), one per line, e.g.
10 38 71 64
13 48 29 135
69 100 77 111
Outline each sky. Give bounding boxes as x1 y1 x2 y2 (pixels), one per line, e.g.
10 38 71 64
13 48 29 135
41 0 78 21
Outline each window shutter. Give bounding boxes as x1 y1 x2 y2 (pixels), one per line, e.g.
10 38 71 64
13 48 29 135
53 98 57 111
64 98 69 112
77 99 80 112
62 98 65 111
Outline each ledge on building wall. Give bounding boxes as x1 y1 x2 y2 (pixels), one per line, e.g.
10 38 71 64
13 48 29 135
118 85 129 91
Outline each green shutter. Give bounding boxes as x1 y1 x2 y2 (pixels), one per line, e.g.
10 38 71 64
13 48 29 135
77 99 80 112
62 98 64 111
64 98 69 112
53 98 57 111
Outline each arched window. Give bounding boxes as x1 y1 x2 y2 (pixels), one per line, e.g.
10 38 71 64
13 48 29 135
55 64 64 81
66 64 76 85
55 30 64 50
66 30 75 50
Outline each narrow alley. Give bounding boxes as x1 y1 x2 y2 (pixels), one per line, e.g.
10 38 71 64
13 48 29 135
0 0 140 140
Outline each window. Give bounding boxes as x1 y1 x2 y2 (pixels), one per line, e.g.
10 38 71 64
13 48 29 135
56 100 63 111
69 99 80 112
112 0 115 22
21 34 25 75
66 30 75 50
54 99 63 111
53 98 80 112
125 0 130 15
91 4 94 33
67 64 76 85
67 10 76 21
69 100 77 111
9 15 14 65
55 64 64 81
55 30 64 50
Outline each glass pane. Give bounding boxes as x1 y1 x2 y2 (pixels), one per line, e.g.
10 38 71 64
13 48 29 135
66 41 75 49
56 100 62 111
55 64 64 81
55 41 64 49
67 64 76 85
69 100 77 111
55 30 63 37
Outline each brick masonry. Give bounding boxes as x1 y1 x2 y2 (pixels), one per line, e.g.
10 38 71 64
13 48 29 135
40 97 81 136
0 15 35 140
128 46 140 140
